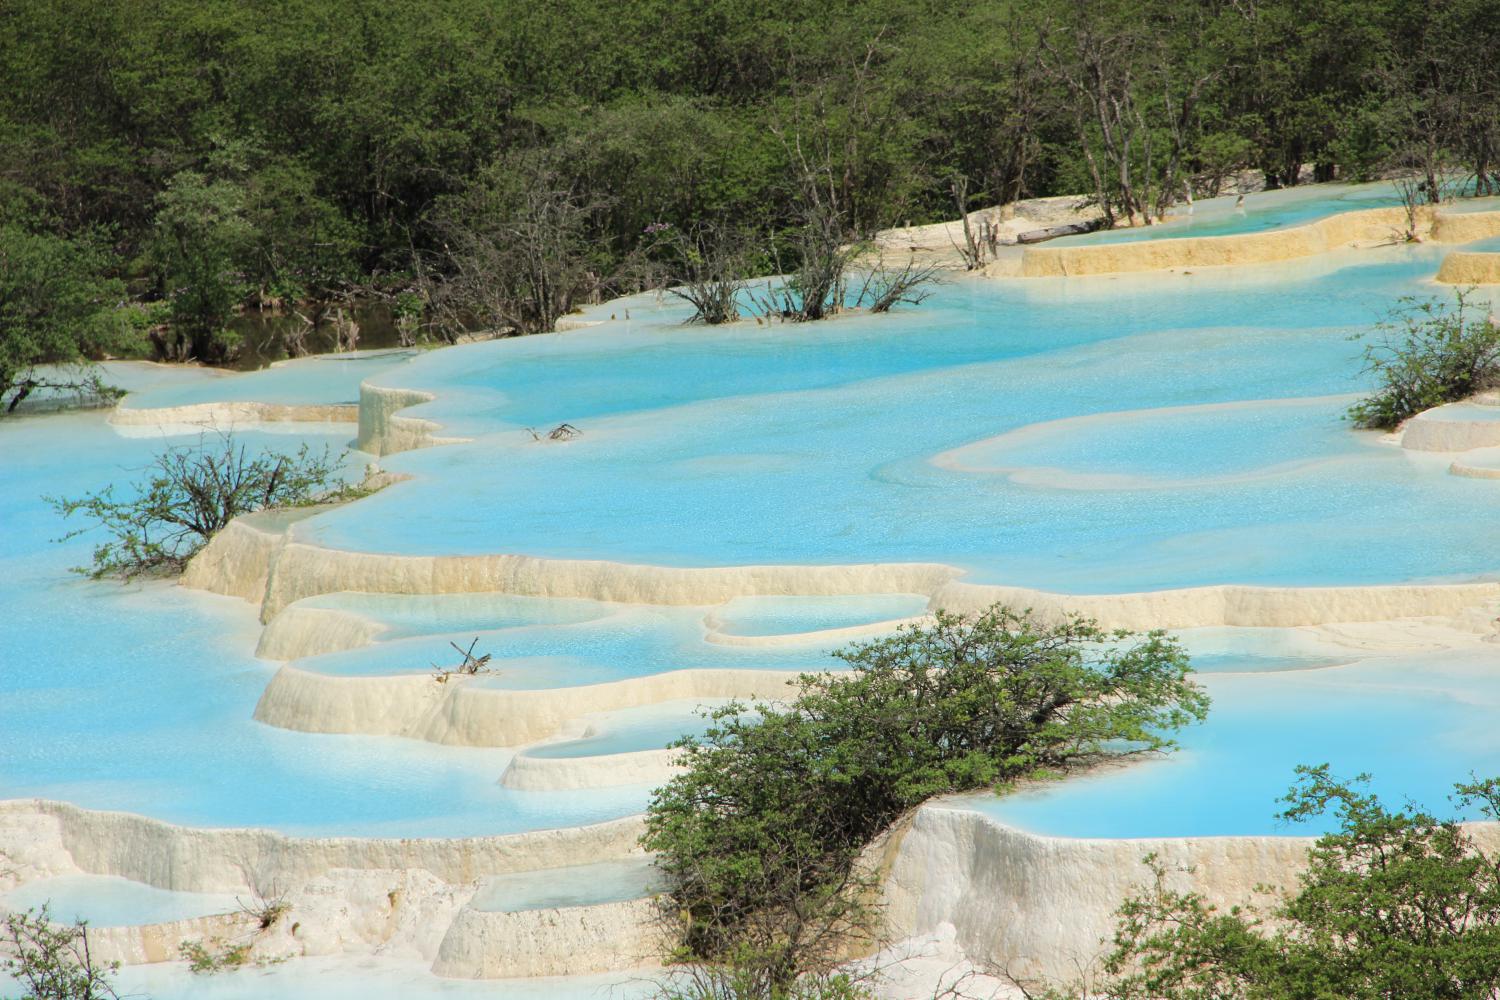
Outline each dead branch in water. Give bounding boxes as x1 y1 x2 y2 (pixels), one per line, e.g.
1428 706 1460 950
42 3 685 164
432 636 493 682
525 422 582 441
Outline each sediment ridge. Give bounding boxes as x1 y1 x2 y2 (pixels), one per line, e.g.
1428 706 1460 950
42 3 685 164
1019 205 1500 277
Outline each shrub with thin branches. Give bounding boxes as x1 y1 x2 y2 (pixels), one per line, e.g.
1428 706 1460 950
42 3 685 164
49 432 358 579
1348 289 1500 430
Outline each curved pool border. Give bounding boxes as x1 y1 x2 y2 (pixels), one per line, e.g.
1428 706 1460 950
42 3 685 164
1020 205 1500 277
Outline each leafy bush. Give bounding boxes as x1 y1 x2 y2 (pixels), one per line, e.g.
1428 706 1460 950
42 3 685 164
2 905 120 1000
1348 289 1500 430
178 938 252 976
49 433 357 579
1063 766 1500 1000
643 607 1207 992
1 225 132 414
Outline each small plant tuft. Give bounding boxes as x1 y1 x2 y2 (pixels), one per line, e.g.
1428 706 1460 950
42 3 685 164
179 937 252 976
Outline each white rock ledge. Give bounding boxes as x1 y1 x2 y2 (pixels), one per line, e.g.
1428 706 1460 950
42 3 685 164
1019 205 1500 277
432 897 665 978
110 400 357 428
499 748 683 791
882 803 1500 983
357 381 470 456
253 666 799 748
185 519 1500 635
0 798 644 892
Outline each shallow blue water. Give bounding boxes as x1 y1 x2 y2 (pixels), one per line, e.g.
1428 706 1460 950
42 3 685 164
3 875 240 927
288 248 1500 593
0 411 645 836
711 594 929 636
1051 182 1408 247
298 604 838 688
967 648 1500 837
471 858 664 910
122 349 418 408
1052 182 1500 248
524 699 734 759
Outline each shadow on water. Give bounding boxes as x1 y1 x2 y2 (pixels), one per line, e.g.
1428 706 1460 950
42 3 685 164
227 302 405 371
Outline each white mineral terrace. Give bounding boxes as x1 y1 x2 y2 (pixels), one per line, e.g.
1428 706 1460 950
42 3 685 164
11 182 1500 996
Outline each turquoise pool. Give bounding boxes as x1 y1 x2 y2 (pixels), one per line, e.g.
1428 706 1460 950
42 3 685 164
0 411 646 836
1051 181 1499 247
289 248 1500 593
6 203 1500 846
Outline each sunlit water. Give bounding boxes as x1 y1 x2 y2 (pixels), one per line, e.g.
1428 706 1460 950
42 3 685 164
0 406 644 836
290 248 1500 593
7 213 1500 848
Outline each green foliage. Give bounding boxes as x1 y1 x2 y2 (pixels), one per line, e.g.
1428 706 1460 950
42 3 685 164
147 170 251 363
2 905 120 1000
178 938 252 976
1076 766 1500 1000
0 225 130 413
240 161 360 305
643 607 1207 989
4 0 1500 352
1348 289 1500 430
49 433 355 579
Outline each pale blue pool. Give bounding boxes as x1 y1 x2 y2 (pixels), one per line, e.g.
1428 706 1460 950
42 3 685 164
471 858 664 911
121 349 417 409
3 875 241 927
964 647 1500 837
296 605 840 688
1052 182 1500 247
0 411 646 836
524 700 737 759
292 592 615 641
287 249 1500 594
711 594 929 637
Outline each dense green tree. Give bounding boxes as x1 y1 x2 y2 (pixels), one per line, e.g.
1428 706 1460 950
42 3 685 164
4 0 1500 358
1063 766 1500 1000
643 608 1207 992
147 170 250 362
0 225 128 412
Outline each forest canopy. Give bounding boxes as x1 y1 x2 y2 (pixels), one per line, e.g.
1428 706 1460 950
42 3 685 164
2 0 1498 361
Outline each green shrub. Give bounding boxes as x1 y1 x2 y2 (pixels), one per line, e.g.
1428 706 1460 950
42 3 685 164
2 905 120 1000
643 607 1207 992
0 225 132 414
1348 289 1500 430
49 433 359 579
1059 766 1500 1000
178 938 252 976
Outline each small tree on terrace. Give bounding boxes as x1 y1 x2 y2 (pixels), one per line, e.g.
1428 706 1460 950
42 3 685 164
49 432 354 579
3 905 121 1000
644 607 1207 995
1046 767 1500 1000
